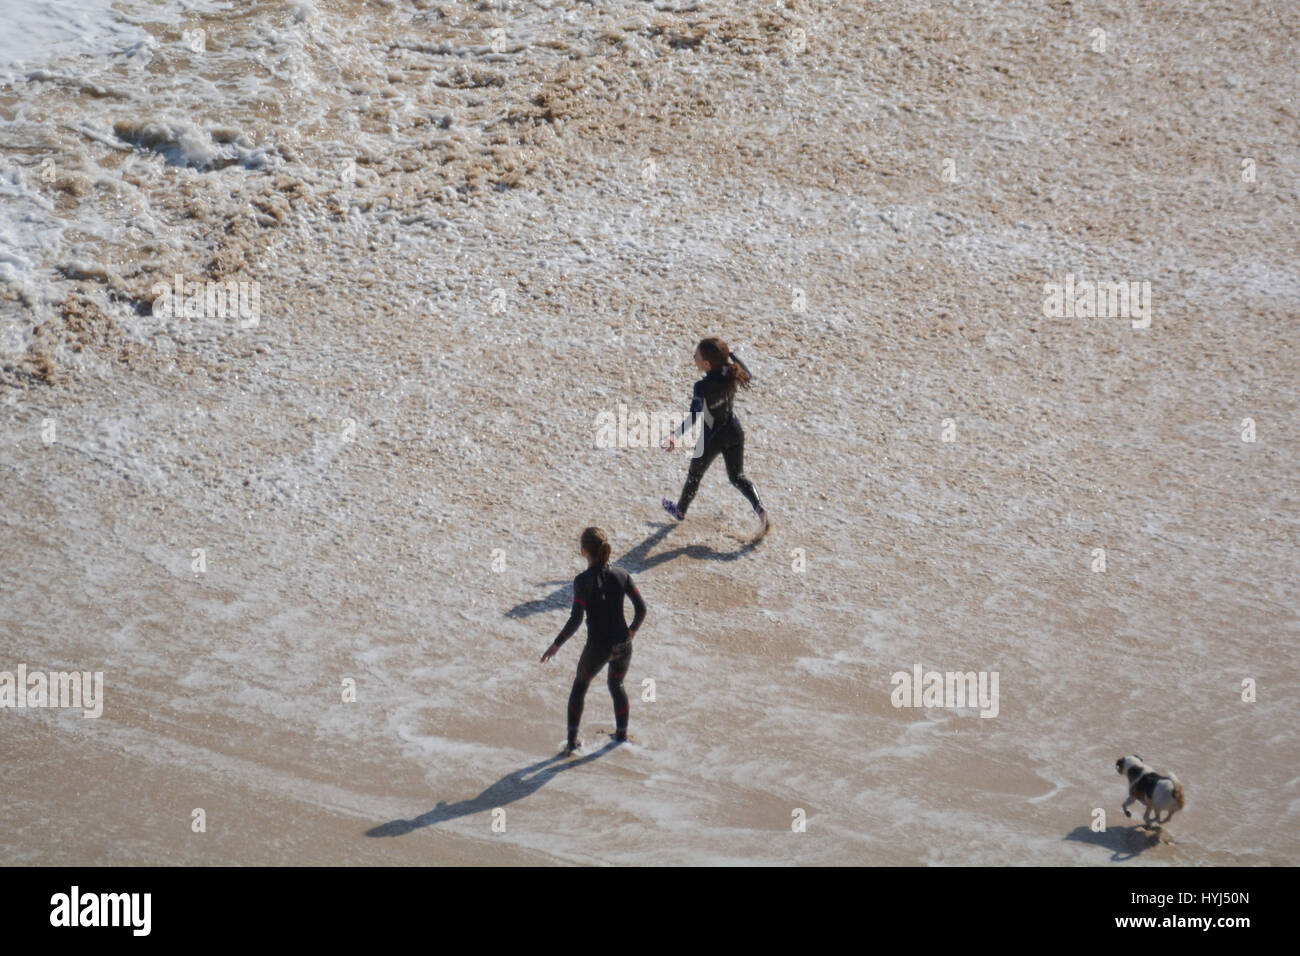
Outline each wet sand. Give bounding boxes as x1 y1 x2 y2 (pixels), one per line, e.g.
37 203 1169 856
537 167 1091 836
2 0 1297 864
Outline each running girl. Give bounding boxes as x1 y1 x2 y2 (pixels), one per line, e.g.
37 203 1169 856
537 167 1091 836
661 337 770 537
540 527 646 755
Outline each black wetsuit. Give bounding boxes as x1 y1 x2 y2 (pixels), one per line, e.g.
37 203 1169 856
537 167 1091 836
554 565 646 745
673 360 763 516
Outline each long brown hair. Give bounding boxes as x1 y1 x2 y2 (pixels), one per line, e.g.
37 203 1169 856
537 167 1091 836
697 337 751 395
580 526 612 605
580 527 611 570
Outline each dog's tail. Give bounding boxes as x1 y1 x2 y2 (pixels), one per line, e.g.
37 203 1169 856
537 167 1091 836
1169 773 1186 810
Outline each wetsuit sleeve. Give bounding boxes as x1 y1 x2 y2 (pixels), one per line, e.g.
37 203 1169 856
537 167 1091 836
625 573 646 635
554 576 585 647
674 380 705 437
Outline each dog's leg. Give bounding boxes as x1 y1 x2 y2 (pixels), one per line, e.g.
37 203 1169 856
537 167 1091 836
1122 795 1135 818
1143 805 1155 827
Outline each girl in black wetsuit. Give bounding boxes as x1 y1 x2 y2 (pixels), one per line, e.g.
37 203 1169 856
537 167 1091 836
540 527 647 755
661 337 770 537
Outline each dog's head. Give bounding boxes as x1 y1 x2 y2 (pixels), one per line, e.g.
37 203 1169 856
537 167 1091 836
1116 754 1145 777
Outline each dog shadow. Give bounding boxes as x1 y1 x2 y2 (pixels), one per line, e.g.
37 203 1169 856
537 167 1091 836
365 742 619 838
1063 823 1168 861
505 522 756 621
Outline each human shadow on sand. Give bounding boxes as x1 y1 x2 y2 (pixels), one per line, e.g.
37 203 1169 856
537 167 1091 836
1063 824 1167 862
504 521 757 621
365 742 620 838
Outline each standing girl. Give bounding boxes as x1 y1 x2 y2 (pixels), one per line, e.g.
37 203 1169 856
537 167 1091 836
540 527 647 755
661 337 770 537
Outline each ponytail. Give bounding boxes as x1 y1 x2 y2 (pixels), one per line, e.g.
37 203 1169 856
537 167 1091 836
697 337 752 395
580 527 612 601
580 527 611 569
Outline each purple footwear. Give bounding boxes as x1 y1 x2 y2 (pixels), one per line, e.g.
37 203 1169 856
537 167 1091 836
661 498 684 521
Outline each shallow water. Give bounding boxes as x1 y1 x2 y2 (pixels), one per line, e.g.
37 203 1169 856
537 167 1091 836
2 0 1297 865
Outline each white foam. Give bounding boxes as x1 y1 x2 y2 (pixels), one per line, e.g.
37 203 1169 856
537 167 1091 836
0 0 147 75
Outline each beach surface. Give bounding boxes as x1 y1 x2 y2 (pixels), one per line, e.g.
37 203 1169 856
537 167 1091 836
2 0 1297 865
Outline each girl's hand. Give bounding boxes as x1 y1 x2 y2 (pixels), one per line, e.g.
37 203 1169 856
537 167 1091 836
540 642 560 663
661 435 676 451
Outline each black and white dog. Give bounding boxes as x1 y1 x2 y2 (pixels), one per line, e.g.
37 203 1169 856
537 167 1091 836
1116 755 1186 827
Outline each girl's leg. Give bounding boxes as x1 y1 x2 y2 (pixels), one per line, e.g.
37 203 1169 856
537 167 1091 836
722 436 764 512
676 442 722 516
567 642 611 748
606 640 633 737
